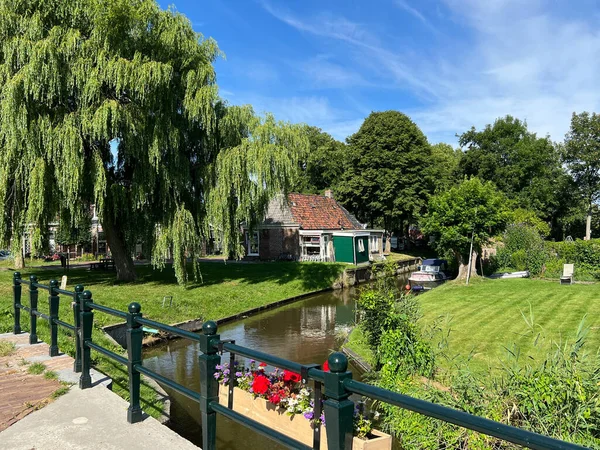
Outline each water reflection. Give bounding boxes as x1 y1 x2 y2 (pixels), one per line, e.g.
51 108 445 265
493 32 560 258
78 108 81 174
143 278 406 448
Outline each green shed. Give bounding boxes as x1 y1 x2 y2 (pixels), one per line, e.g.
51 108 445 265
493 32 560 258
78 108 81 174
333 232 370 264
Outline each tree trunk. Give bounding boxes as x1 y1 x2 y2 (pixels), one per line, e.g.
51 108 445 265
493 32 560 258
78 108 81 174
455 250 478 280
14 252 25 269
102 214 136 281
585 206 592 240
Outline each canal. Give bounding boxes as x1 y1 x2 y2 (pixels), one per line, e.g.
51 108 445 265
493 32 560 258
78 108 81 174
144 275 408 448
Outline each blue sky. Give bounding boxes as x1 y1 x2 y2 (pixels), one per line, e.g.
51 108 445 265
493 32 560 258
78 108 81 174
159 0 600 145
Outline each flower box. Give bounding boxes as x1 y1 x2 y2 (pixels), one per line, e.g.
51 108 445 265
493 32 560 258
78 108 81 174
218 385 392 450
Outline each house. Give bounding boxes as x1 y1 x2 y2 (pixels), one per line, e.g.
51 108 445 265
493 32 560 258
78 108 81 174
245 191 384 264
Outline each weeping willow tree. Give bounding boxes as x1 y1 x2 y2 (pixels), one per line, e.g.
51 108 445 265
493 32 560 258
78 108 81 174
0 0 307 282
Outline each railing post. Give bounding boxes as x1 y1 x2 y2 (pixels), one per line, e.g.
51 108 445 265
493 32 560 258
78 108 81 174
198 321 221 450
323 352 354 450
13 272 21 334
126 302 144 424
72 284 84 372
48 279 59 357
29 275 38 344
79 290 93 389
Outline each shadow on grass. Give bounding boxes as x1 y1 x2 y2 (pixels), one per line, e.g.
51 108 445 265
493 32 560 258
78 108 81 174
14 261 346 292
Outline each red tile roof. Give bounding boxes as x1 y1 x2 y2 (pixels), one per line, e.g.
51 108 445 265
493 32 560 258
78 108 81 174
287 193 362 230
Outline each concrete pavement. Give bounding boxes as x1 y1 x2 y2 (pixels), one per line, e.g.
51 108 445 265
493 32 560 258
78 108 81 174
0 333 198 450
0 383 199 450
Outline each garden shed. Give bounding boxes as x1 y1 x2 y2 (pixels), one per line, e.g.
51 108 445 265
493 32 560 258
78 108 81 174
332 231 370 264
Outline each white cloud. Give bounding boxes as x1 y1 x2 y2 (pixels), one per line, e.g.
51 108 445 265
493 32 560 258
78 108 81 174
394 0 436 32
260 1 439 98
260 0 600 144
295 55 370 89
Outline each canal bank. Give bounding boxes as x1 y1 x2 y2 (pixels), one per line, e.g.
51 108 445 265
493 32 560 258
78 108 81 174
142 273 410 449
103 257 420 349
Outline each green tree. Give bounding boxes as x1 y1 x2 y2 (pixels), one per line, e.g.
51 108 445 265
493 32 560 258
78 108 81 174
459 116 566 236
421 177 508 279
430 143 461 191
562 111 600 240
0 0 307 282
292 126 345 194
336 111 432 231
55 209 92 248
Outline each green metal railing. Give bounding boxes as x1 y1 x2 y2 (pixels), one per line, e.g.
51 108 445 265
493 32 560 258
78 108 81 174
11 272 588 450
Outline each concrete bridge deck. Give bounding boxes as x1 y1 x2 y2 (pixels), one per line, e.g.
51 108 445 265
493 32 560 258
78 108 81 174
0 333 198 450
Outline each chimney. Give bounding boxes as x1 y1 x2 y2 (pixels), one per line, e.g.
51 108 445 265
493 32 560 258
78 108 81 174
324 189 333 199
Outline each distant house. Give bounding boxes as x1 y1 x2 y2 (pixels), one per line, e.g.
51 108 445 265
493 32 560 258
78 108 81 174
245 191 384 264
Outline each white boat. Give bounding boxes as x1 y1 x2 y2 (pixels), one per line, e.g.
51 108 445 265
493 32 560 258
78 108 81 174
408 259 450 290
488 271 530 279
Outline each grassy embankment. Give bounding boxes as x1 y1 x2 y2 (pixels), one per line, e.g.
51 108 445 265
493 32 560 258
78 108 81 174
349 278 600 375
0 261 346 417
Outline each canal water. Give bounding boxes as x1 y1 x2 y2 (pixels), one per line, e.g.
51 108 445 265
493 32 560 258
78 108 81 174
144 275 408 449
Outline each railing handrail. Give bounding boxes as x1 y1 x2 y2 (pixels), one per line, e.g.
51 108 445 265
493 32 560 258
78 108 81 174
134 316 201 342
10 271 588 450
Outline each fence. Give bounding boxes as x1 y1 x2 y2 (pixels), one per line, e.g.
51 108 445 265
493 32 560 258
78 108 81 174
11 271 586 450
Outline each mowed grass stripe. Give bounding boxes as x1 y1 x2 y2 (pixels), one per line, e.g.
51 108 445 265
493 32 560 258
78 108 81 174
419 278 600 373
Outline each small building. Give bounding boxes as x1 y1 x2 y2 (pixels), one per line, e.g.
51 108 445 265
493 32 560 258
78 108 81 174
245 192 384 264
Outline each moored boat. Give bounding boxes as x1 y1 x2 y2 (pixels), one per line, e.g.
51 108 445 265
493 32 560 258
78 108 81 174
408 258 450 290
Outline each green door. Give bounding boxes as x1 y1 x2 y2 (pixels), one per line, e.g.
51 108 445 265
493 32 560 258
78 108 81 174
333 236 354 263
355 236 369 264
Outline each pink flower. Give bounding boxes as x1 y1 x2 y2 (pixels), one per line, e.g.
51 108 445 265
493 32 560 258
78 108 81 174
268 393 281 404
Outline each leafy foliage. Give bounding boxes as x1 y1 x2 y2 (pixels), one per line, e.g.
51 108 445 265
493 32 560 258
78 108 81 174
0 0 307 282
292 126 345 194
421 177 508 271
493 224 547 275
336 111 433 230
356 265 435 377
429 143 461 191
459 116 574 239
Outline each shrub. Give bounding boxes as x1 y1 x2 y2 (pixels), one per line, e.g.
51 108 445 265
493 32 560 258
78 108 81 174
356 264 435 377
491 224 547 275
79 253 96 262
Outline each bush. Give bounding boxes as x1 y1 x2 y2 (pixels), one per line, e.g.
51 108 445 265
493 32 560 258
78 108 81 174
490 225 547 276
79 253 96 262
356 264 435 377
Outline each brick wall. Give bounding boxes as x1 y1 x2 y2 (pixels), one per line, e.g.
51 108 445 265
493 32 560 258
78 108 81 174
258 228 299 260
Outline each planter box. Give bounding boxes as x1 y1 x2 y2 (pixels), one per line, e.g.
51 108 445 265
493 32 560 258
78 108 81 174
218 386 392 450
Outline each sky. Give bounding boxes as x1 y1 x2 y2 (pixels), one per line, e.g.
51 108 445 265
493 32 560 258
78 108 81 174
158 0 600 145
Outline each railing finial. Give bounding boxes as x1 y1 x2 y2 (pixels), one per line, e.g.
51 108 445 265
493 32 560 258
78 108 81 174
202 320 218 336
327 352 348 373
75 284 84 293
128 302 141 314
13 271 21 281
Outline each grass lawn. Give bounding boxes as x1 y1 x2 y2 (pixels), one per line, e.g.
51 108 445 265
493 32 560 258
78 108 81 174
0 261 345 417
419 278 600 374
343 325 376 368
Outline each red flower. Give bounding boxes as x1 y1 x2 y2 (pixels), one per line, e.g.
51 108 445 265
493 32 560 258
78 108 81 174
268 393 281 405
322 360 330 372
252 374 271 395
283 370 302 383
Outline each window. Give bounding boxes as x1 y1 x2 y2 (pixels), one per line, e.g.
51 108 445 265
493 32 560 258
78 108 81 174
357 239 365 253
369 235 380 253
247 231 259 256
300 235 321 257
